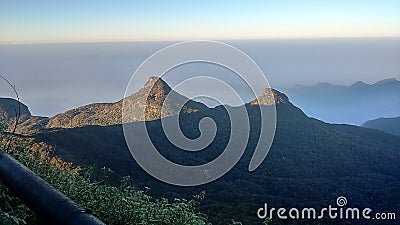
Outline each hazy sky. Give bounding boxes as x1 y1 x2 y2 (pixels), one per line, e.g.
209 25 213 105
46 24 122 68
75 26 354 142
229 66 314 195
1 39 399 116
1 0 400 43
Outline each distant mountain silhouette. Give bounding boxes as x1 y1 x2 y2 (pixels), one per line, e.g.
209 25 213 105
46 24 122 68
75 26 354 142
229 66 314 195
362 116 400 136
350 80 368 88
283 78 400 125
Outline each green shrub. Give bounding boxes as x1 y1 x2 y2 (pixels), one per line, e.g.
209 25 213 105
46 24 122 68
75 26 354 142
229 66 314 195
0 125 208 225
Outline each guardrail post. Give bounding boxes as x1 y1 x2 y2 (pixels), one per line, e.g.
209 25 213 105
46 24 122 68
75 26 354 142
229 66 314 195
0 149 106 225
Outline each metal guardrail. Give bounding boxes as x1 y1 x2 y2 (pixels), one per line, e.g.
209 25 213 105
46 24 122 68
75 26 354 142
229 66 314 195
0 149 106 225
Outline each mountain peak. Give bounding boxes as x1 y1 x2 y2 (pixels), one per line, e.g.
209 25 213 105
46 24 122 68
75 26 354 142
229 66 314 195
249 88 288 106
144 76 171 92
141 77 172 104
351 81 368 88
372 78 399 86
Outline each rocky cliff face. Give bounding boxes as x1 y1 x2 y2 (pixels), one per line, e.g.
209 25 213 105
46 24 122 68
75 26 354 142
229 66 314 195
248 88 288 106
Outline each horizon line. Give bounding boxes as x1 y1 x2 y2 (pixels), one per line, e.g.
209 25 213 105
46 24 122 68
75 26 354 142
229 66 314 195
2 36 400 45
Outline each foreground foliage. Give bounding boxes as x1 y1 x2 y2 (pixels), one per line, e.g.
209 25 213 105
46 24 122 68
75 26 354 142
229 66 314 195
0 125 208 225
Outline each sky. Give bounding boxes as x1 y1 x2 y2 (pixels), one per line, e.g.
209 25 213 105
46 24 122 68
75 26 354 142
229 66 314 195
1 0 400 43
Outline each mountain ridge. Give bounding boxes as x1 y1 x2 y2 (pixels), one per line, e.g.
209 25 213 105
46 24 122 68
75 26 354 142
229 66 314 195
362 116 400 136
282 77 400 125
34 86 400 224
1 77 289 131
1 77 400 224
